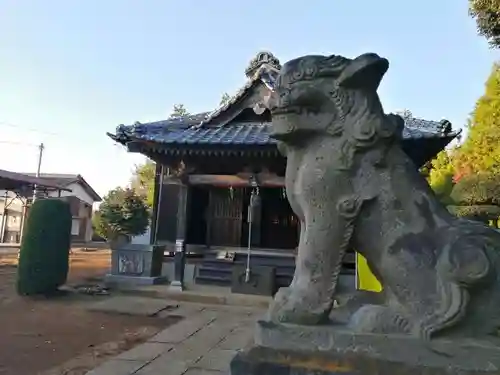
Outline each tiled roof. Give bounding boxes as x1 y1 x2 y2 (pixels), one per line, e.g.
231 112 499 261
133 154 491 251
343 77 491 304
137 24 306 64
119 122 272 146
109 116 458 147
0 169 71 192
138 112 212 130
22 173 102 202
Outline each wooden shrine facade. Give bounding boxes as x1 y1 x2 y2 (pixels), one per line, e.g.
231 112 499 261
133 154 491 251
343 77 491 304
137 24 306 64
149 152 300 253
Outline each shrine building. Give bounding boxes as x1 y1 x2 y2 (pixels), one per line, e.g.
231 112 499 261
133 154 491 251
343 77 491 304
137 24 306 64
108 51 459 291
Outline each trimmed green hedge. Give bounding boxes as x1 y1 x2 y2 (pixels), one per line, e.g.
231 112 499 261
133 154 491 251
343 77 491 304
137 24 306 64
447 204 500 222
17 199 72 296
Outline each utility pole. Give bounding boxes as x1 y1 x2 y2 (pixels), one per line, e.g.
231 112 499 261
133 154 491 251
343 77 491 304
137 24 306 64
33 143 44 202
0 191 7 243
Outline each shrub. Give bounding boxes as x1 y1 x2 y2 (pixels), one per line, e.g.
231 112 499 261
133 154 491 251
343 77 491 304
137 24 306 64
448 173 500 224
17 199 72 296
450 173 500 206
447 204 500 222
94 187 149 241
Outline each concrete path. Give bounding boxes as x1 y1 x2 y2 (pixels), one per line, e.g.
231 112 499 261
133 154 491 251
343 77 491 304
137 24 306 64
86 296 178 317
86 303 265 375
118 284 272 309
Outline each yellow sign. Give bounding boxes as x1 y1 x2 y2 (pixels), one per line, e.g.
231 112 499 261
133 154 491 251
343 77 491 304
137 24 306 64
356 253 382 292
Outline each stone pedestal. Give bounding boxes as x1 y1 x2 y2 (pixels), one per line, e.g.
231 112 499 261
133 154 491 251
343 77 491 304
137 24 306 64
230 320 500 375
105 244 167 286
169 239 186 292
231 265 276 296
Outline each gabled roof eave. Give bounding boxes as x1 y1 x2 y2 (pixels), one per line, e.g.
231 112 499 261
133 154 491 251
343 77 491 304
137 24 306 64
195 78 262 128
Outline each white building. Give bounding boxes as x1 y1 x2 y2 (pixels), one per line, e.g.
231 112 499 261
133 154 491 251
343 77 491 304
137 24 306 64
0 173 101 243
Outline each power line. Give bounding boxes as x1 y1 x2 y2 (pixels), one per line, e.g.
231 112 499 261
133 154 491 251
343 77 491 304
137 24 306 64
0 140 38 147
0 120 121 145
0 120 129 160
0 137 125 153
0 120 61 137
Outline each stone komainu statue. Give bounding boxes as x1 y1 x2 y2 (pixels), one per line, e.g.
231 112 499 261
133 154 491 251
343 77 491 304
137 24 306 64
267 52 500 340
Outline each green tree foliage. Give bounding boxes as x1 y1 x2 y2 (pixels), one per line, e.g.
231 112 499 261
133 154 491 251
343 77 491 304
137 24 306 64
454 63 500 176
220 92 231 106
469 0 500 48
170 103 189 118
428 150 456 205
130 160 156 208
94 187 150 240
445 64 500 225
17 199 72 295
419 161 432 180
92 210 106 239
91 210 106 241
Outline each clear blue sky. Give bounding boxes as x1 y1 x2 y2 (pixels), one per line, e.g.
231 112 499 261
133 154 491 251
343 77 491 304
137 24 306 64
0 0 498 197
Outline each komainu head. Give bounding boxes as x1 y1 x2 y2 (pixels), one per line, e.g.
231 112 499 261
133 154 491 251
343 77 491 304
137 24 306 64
269 53 404 148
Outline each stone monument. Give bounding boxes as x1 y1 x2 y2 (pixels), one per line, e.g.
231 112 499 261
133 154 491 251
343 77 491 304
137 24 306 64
230 52 500 374
105 241 167 286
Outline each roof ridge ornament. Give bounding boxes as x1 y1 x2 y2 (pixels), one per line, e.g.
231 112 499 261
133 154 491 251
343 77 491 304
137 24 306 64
249 53 281 113
439 119 452 134
395 109 413 120
245 51 282 80
196 52 282 127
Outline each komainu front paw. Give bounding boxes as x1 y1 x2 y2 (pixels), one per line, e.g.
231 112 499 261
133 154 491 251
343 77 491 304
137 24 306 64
329 290 385 325
348 304 413 335
266 287 332 325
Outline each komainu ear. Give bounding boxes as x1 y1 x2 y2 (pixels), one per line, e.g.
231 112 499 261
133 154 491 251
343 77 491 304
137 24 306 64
337 53 389 91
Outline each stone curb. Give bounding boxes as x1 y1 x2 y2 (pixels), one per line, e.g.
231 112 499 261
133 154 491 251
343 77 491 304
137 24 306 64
117 288 271 309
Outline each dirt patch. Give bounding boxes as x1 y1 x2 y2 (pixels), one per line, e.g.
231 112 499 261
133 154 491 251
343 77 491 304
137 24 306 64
0 251 179 375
